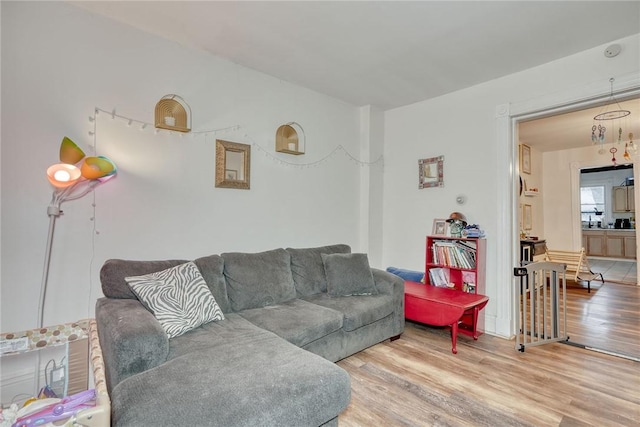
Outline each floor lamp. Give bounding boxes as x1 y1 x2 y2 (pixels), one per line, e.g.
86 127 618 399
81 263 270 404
39 137 117 328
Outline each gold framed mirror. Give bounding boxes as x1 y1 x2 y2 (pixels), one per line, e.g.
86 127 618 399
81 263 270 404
418 155 444 189
215 139 250 189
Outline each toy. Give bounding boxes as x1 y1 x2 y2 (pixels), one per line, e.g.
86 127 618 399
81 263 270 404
12 389 95 427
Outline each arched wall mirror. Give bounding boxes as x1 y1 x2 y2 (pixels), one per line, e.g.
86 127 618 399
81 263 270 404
215 139 251 189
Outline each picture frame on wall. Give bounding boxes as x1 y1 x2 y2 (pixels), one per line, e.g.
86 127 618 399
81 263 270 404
523 204 532 230
520 144 531 175
418 155 444 189
432 218 449 236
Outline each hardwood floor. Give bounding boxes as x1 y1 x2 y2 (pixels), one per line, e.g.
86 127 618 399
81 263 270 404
338 278 640 426
337 321 640 426
563 280 640 360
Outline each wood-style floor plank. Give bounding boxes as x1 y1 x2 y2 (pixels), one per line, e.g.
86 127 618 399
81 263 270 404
338 281 640 427
563 281 640 359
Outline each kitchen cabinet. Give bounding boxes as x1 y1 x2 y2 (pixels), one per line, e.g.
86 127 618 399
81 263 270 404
606 234 625 258
624 234 637 259
583 230 606 256
582 230 636 259
613 185 634 213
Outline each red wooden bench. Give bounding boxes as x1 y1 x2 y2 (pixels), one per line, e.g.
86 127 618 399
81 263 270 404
404 280 489 354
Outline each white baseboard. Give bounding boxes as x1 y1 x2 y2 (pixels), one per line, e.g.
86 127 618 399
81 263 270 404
484 313 513 339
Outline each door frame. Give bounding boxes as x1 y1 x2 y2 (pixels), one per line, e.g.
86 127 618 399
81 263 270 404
494 72 640 338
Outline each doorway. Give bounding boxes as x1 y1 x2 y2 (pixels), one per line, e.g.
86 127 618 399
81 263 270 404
511 95 639 359
580 164 637 273
493 77 640 340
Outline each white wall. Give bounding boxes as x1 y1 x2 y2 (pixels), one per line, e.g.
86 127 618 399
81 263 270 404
382 33 640 336
543 145 639 251
518 144 544 238
0 2 368 332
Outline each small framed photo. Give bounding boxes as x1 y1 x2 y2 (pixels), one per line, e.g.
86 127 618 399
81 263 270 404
520 144 531 175
225 169 238 180
432 218 449 236
523 204 532 230
419 155 444 189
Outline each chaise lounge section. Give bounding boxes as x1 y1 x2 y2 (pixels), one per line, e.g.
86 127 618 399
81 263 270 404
96 244 404 426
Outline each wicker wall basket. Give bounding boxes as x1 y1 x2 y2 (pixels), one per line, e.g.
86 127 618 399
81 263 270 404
154 94 191 132
275 122 305 155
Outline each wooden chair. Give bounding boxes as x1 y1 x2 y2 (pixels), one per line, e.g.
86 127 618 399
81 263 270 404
544 247 604 292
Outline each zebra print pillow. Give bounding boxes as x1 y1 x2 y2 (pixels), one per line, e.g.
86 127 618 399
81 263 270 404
126 261 225 338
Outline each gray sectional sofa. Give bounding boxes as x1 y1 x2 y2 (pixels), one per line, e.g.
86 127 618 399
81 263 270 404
95 244 404 426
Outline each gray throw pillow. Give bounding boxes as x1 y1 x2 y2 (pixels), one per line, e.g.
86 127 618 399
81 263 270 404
286 244 351 296
321 253 378 297
126 261 225 338
221 248 297 311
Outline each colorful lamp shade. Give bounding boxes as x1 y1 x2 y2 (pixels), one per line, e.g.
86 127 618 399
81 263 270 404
47 137 117 188
59 136 86 165
46 163 82 188
80 156 117 180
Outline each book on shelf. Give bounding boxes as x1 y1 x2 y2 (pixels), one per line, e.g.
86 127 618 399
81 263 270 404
430 239 477 269
428 267 450 287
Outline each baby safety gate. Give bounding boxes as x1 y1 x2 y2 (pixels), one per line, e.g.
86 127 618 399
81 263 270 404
514 261 568 351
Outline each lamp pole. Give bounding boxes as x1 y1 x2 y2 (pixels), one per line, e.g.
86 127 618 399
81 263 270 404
37 182 98 328
38 209 61 329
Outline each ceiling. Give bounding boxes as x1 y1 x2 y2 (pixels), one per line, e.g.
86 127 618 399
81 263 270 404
519 97 640 153
70 1 640 151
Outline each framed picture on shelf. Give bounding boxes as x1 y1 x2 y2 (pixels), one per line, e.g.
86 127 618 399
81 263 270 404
520 144 531 175
523 204 532 230
418 155 444 188
432 218 449 236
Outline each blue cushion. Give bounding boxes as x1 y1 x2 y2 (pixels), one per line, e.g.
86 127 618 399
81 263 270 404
386 267 424 283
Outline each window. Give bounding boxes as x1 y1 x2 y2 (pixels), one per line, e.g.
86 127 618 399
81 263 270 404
580 185 605 222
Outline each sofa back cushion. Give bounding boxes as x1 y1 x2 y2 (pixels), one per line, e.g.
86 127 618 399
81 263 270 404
286 244 351 296
193 254 231 313
100 256 231 313
101 259 187 299
322 253 378 297
222 248 296 311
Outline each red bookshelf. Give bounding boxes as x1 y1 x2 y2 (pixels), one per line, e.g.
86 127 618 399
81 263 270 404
425 236 486 295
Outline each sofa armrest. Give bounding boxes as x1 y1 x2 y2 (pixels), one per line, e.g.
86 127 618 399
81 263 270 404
371 268 403 296
95 298 169 393
371 268 405 336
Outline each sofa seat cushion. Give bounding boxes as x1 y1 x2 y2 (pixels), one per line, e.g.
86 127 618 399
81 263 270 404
238 299 343 348
167 313 274 360
303 293 394 332
111 326 351 427
222 248 297 311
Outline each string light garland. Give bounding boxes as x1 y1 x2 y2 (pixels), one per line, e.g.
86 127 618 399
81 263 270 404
92 107 241 137
252 142 383 169
89 107 383 168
